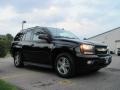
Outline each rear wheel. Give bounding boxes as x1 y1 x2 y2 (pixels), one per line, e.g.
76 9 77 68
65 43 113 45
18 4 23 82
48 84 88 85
14 52 24 67
55 53 75 78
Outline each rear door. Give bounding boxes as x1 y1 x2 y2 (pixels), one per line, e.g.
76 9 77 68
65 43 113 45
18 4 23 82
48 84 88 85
11 32 24 56
22 30 34 61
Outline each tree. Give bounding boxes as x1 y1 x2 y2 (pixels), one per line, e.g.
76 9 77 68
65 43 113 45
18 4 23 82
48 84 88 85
6 34 13 41
5 34 13 50
0 39 7 57
0 34 13 57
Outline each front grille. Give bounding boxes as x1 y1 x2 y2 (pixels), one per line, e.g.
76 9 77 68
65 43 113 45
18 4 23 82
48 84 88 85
95 45 108 55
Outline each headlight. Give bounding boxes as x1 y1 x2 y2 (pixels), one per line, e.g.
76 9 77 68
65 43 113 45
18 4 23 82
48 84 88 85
80 44 95 54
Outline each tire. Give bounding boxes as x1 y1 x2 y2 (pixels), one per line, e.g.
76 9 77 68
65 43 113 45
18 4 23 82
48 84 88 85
14 52 24 67
55 53 76 78
118 53 120 56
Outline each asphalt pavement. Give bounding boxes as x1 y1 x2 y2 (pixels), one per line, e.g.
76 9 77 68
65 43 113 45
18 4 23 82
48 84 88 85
0 55 120 90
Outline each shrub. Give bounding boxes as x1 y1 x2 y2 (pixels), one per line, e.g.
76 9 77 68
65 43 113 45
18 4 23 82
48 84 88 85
0 34 13 57
0 40 8 57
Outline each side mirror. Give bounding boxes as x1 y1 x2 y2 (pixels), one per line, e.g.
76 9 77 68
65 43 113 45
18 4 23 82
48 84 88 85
38 34 50 43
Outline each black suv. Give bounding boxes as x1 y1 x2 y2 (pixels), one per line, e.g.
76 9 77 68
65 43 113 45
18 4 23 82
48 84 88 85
11 26 112 78
117 48 120 56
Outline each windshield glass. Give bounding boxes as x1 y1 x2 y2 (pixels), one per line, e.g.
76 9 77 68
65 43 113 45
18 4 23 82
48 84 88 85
48 28 78 39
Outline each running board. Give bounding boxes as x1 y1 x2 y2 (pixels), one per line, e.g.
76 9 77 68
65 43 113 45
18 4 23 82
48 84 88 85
24 62 52 69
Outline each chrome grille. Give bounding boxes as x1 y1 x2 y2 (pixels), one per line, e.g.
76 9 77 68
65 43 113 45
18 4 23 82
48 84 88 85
95 46 108 54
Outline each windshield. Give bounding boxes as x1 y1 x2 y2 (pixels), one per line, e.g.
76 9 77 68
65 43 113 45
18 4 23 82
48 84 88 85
48 28 78 39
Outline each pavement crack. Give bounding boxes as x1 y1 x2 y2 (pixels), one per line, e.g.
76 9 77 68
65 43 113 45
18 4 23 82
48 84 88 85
32 81 54 88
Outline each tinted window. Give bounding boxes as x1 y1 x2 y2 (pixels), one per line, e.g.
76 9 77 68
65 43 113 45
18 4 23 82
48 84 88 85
24 31 32 41
14 33 24 41
32 30 47 42
33 32 40 41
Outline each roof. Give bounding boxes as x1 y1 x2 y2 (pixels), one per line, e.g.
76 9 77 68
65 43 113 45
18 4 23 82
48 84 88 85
87 27 120 40
20 26 39 32
20 26 63 33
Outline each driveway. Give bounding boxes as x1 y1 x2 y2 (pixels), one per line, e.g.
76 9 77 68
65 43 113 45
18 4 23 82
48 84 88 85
0 55 120 90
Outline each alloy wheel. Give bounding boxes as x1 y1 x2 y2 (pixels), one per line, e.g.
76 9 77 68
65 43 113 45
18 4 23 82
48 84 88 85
14 53 20 66
57 57 70 75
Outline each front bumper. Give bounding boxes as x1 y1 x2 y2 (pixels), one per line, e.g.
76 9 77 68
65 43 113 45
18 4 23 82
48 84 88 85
117 51 120 54
75 54 112 71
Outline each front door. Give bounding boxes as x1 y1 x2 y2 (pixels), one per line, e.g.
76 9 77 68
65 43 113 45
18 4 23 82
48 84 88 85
30 29 52 65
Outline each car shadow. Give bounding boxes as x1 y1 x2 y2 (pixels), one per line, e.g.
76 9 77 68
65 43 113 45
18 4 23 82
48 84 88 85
24 65 55 74
23 64 106 79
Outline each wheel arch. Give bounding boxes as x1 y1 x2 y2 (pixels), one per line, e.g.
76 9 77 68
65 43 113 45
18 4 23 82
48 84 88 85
51 47 76 67
12 48 22 57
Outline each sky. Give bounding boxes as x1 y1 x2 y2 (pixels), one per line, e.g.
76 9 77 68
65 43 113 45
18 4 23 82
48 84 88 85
0 0 120 39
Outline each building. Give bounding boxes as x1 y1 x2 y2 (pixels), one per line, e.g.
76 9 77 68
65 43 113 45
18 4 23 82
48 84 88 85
87 27 120 54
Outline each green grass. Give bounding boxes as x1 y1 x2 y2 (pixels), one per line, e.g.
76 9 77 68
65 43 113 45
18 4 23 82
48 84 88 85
0 79 18 90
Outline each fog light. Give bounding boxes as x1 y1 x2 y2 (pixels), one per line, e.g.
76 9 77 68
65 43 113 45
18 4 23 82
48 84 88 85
87 60 92 64
106 60 109 64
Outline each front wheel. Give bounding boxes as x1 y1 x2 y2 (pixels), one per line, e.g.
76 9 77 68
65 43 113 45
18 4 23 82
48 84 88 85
14 52 24 67
55 53 75 78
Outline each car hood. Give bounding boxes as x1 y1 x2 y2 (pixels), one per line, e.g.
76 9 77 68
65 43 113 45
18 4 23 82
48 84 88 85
54 38 107 46
81 40 107 46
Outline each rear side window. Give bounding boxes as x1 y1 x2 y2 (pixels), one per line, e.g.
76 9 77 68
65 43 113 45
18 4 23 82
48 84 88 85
14 33 24 41
24 31 32 41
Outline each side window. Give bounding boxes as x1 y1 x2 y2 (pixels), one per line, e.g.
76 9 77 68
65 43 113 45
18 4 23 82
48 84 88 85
21 33 26 41
32 30 47 42
24 31 32 41
33 32 40 41
14 33 24 41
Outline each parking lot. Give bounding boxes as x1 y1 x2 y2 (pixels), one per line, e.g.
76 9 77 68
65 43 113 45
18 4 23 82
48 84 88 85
0 55 120 90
